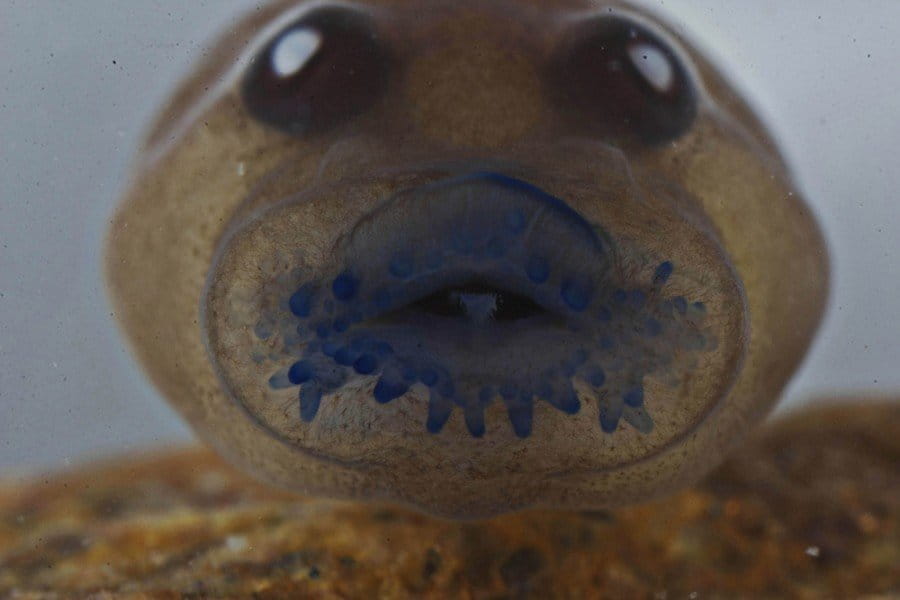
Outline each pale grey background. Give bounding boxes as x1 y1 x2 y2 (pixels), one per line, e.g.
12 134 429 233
1 1 898 473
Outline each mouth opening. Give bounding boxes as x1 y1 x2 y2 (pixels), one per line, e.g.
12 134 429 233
410 280 548 322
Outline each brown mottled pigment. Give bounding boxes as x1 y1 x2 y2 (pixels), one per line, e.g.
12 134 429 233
2 402 897 597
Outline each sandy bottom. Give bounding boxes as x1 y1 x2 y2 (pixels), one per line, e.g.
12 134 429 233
1 401 897 598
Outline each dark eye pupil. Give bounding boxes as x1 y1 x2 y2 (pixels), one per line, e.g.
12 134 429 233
549 16 697 143
242 7 389 135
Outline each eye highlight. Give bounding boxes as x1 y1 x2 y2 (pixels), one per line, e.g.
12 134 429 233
548 15 697 143
242 6 390 135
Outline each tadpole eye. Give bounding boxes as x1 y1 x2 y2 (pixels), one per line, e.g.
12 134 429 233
548 15 697 144
242 6 390 135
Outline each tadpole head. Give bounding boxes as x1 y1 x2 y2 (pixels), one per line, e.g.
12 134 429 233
106 0 828 518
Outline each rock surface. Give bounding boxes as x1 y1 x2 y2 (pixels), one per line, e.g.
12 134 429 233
1 402 898 598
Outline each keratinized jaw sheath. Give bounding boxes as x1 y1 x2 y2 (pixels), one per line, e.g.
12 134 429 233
105 0 828 518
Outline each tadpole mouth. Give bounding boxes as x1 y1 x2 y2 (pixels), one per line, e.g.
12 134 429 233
410 280 547 322
259 172 717 438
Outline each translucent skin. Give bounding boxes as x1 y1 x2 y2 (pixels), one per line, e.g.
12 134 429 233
105 0 828 518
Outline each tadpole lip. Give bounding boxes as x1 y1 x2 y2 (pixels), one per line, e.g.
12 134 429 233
317 170 612 320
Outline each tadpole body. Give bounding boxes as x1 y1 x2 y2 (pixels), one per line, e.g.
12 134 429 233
106 0 828 518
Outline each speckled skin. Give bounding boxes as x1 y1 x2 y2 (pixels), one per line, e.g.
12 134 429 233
105 0 828 517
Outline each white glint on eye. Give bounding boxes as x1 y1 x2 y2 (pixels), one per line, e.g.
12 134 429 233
271 28 322 78
628 43 674 93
